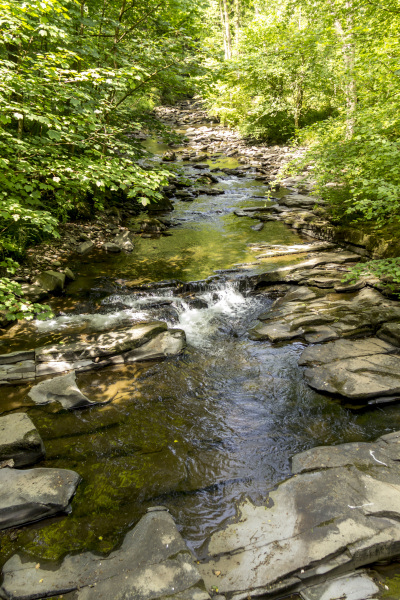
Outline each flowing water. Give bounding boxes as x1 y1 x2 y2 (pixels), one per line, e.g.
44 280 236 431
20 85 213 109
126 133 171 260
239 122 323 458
2 132 400 569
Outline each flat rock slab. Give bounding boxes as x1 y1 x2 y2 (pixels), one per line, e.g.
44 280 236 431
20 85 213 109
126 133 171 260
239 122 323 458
0 508 210 600
300 337 400 401
124 329 186 362
0 413 45 467
304 353 400 401
0 467 80 530
300 571 380 600
249 242 335 258
299 337 396 366
28 371 103 410
198 431 400 600
279 194 320 208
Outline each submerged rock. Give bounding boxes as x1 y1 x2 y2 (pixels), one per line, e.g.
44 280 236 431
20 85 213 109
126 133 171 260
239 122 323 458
0 413 45 467
0 467 80 530
103 241 121 253
0 507 209 600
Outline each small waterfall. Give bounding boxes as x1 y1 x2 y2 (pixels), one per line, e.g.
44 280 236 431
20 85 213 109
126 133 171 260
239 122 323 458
33 278 265 346
175 282 251 348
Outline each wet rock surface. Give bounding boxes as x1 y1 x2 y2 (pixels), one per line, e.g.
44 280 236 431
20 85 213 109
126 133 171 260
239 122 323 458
299 571 380 600
0 413 45 467
0 508 210 600
246 244 400 403
0 321 186 383
198 431 400 599
27 371 104 410
0 467 80 530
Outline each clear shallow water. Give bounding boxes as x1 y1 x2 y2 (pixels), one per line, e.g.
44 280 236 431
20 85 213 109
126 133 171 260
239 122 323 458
1 136 400 569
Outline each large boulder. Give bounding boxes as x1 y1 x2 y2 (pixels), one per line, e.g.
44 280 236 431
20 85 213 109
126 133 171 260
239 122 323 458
0 507 210 600
0 467 80 530
0 413 45 467
19 283 48 303
35 270 65 294
249 285 400 346
162 150 176 161
128 216 167 234
76 240 94 255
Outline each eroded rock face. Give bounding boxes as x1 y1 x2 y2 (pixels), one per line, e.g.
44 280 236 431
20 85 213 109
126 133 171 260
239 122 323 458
0 413 45 467
0 508 210 600
198 431 400 600
0 467 80 530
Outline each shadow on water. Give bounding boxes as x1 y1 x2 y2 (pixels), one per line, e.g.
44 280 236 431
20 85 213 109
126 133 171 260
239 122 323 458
1 136 400 569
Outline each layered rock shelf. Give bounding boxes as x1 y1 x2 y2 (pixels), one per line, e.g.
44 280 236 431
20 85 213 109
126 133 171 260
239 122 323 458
198 431 400 600
0 321 186 384
2 433 400 599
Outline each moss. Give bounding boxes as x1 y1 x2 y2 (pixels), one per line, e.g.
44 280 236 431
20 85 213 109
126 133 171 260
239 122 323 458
382 574 400 598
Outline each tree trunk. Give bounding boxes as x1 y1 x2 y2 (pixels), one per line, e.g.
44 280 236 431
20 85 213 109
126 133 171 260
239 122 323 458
234 0 240 55
113 0 127 67
219 0 228 59
335 5 356 139
222 0 232 59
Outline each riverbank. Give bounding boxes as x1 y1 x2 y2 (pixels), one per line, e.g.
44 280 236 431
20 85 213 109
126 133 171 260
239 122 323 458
1 99 400 599
10 99 400 318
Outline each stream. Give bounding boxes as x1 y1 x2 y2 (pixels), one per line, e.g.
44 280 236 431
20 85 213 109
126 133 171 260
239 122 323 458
2 123 400 571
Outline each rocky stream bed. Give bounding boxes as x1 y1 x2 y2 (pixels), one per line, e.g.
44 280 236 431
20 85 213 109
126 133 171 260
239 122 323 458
1 101 400 599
